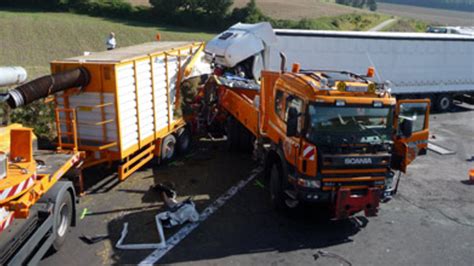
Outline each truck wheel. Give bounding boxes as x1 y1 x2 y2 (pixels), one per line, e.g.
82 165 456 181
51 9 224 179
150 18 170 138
161 134 177 163
51 192 73 251
435 94 452 112
269 163 287 210
176 127 192 154
238 124 253 153
225 117 240 151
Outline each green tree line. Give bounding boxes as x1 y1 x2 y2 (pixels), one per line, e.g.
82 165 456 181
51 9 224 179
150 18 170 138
0 0 379 31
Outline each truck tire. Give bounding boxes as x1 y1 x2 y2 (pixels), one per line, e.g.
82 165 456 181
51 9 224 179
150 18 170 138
238 123 254 153
51 191 73 251
269 162 287 210
435 94 452 112
176 127 192 155
226 117 240 151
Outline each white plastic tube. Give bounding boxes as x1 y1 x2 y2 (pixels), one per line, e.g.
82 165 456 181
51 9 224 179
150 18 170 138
0 67 27 87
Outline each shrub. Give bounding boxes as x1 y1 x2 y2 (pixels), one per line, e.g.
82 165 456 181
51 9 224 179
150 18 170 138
150 0 234 28
228 0 270 25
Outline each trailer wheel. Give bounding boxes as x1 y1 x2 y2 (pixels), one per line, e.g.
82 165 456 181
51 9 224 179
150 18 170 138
51 191 73 251
435 94 452 112
161 134 177 162
269 162 287 210
176 127 192 154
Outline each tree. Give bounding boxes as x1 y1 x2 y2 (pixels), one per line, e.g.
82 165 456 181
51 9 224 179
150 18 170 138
199 0 233 19
368 0 377 11
149 0 235 28
229 0 269 24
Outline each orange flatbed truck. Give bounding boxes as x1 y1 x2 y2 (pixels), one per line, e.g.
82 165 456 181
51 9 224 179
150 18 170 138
202 65 430 219
1 67 83 265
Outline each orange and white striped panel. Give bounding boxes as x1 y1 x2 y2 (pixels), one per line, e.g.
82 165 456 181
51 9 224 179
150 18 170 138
0 207 14 233
302 144 316 161
0 174 36 202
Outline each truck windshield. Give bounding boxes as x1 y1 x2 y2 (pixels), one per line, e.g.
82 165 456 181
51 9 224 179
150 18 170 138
306 104 393 145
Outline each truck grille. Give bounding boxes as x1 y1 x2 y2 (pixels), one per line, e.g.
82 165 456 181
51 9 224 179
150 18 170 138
321 153 391 170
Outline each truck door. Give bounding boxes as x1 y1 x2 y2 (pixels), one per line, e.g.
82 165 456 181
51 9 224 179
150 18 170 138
283 94 304 166
392 99 430 172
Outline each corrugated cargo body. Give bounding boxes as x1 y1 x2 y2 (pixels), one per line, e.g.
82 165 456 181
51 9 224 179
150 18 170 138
50 41 204 180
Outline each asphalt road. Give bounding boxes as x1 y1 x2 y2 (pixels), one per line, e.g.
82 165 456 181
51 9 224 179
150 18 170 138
40 104 474 265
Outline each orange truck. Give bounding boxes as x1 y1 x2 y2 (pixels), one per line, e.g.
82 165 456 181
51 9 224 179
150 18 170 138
0 67 83 265
0 42 205 264
198 64 430 219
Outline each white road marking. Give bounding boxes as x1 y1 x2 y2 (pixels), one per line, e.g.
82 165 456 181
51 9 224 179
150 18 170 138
138 167 262 265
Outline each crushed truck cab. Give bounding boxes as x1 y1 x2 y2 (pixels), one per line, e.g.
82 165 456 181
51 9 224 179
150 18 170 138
200 67 430 219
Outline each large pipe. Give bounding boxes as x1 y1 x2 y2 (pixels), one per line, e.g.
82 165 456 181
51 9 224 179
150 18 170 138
0 66 27 87
6 67 90 109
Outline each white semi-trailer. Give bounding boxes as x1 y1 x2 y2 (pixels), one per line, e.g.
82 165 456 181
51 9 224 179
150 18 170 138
205 23 474 112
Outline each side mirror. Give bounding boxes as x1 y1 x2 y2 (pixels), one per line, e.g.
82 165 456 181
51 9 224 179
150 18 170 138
287 107 298 137
399 119 413 138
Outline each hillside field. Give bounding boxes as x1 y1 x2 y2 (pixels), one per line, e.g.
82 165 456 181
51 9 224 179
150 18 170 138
232 0 370 20
0 10 213 79
126 0 371 19
127 0 473 27
378 2 474 26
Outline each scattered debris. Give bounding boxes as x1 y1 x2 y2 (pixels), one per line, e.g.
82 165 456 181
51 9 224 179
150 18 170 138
313 250 352 266
254 180 265 189
80 234 109 244
184 152 197 159
138 168 261 264
80 208 89 220
168 161 185 167
428 142 456 155
116 184 199 250
153 182 177 200
116 222 165 250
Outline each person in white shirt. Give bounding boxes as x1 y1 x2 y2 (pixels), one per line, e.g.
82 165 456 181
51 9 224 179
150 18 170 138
106 32 116 50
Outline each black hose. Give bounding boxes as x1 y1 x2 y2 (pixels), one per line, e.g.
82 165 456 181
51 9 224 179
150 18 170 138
6 67 90 109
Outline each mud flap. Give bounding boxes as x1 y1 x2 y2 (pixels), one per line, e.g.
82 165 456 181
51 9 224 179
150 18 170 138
334 188 380 219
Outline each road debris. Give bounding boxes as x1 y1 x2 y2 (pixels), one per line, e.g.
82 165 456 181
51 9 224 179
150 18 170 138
313 250 352 266
139 167 261 265
80 208 89 220
428 142 456 155
80 234 109 244
168 161 185 167
254 180 265 189
116 183 199 250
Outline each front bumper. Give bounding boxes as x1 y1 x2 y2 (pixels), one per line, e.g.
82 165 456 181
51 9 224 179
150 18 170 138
289 179 382 219
334 187 380 219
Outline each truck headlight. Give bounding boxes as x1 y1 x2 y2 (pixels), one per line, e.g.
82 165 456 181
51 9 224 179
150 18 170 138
297 178 321 188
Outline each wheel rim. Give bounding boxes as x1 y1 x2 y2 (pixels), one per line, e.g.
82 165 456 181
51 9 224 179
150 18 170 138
439 97 450 110
163 139 176 159
57 202 69 238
